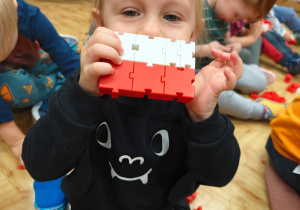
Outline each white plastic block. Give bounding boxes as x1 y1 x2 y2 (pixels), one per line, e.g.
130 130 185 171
116 32 195 69
164 39 181 67
134 35 166 66
116 32 136 61
296 87 300 94
179 41 195 69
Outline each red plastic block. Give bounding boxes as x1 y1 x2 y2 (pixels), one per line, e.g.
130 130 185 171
284 73 292 83
99 60 134 98
250 93 259 100
18 165 25 169
262 19 272 33
99 61 195 103
288 39 297 45
261 91 286 103
131 62 165 99
186 192 197 203
193 206 202 210
162 66 195 103
286 82 300 93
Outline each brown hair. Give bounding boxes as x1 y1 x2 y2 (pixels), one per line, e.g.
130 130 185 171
243 0 277 22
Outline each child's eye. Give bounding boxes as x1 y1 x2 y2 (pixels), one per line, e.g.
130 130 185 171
122 10 139 17
164 14 180 22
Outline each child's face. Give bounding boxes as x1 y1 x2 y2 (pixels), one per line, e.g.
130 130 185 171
211 0 258 23
94 0 197 42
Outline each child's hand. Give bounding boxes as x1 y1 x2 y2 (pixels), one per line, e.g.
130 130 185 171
196 41 231 59
10 137 25 166
186 49 242 122
225 42 242 53
79 27 124 96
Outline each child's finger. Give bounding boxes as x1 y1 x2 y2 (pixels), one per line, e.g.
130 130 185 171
211 49 233 67
210 48 222 58
92 29 124 55
223 66 236 90
85 43 122 66
79 62 115 95
229 51 243 79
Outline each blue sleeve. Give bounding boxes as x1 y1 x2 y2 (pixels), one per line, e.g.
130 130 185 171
0 97 14 124
16 0 80 77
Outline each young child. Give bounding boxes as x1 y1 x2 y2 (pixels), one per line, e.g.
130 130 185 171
272 4 300 44
196 0 284 121
0 0 80 165
0 0 80 209
266 95 300 195
22 0 243 209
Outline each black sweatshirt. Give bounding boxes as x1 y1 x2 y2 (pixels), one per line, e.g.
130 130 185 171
23 70 240 210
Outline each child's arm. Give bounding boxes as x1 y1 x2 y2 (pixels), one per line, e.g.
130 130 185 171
223 32 242 53
230 21 263 47
22 27 124 180
0 121 25 165
186 49 243 122
18 0 80 77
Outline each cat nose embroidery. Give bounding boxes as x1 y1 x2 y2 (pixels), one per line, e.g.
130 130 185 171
119 155 144 165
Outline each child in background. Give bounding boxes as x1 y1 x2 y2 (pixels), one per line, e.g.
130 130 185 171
260 8 300 75
230 20 263 65
265 7 295 43
230 16 300 76
266 95 300 195
0 0 80 165
230 20 276 83
272 4 300 44
261 29 300 75
0 0 80 209
22 0 243 209
196 0 283 121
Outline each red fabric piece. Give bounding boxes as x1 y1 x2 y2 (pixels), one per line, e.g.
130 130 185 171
261 91 286 103
261 36 283 63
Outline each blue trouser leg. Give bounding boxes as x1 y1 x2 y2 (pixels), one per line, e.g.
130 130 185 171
34 176 66 210
273 5 300 33
0 51 65 108
262 31 299 66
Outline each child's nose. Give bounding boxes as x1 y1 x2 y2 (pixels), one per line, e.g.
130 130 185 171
138 19 163 39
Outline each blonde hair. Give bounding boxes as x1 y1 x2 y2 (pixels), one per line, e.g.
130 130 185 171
92 0 204 40
243 0 276 22
0 0 18 62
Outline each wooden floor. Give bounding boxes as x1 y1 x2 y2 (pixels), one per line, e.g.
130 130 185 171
1 0 300 209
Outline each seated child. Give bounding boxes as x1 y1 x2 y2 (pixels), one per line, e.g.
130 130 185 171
196 0 280 121
0 0 80 209
0 0 80 165
22 0 243 209
266 95 300 195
